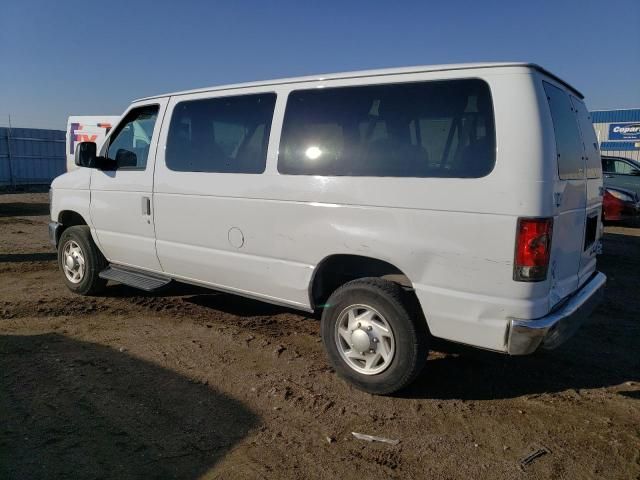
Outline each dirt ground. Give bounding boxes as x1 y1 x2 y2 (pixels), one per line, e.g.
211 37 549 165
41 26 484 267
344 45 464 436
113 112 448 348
0 192 638 480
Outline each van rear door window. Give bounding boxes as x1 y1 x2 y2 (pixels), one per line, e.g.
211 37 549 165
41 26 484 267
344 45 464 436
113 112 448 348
166 93 276 173
543 82 585 180
278 79 496 178
570 95 602 179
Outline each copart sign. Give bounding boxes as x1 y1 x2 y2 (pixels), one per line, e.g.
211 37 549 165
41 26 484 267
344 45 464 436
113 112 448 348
609 123 640 141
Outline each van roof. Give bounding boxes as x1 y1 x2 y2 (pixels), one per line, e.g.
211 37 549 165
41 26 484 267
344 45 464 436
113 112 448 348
135 62 583 101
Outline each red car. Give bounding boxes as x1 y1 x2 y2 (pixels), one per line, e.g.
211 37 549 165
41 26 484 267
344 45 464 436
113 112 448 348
602 187 640 223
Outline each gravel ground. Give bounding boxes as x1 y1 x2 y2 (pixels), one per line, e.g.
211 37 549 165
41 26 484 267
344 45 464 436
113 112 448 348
0 192 638 480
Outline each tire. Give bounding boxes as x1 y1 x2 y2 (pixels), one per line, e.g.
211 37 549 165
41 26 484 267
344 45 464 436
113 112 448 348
321 277 428 395
57 225 108 295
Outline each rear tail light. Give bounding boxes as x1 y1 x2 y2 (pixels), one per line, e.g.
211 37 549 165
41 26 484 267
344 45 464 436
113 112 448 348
513 217 553 282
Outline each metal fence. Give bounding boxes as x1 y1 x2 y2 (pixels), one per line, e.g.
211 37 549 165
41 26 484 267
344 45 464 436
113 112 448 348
0 127 66 187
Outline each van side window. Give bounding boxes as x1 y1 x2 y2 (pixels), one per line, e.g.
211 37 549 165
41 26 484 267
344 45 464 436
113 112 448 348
106 106 159 170
543 82 584 180
278 79 496 178
166 93 276 173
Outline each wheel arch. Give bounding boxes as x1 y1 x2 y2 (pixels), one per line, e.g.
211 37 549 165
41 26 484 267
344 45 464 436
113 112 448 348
53 210 89 247
58 210 88 227
309 254 414 310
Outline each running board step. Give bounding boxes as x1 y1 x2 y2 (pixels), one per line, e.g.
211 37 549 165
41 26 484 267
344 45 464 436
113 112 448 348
99 266 171 292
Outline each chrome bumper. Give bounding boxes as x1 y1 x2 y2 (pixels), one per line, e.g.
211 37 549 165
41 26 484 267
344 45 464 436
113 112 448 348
48 221 61 246
507 272 607 355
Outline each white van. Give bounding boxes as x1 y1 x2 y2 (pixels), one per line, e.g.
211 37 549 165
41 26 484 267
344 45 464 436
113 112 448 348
66 116 120 171
49 63 606 394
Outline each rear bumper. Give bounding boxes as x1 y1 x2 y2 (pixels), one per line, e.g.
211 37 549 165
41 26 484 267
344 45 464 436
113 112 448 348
48 221 61 246
507 272 606 355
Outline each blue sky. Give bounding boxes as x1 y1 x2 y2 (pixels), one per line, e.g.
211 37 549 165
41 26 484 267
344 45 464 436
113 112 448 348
1 0 638 130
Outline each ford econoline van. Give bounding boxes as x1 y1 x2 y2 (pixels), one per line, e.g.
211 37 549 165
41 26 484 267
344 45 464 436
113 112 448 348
49 63 606 394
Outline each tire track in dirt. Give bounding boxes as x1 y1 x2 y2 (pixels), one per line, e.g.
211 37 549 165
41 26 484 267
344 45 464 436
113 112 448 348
1 281 320 342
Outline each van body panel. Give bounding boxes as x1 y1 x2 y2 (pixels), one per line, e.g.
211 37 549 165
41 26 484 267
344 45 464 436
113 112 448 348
50 168 93 226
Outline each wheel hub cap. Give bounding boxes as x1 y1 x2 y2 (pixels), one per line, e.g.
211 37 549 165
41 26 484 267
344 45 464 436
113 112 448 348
65 255 76 270
61 240 85 284
334 304 395 375
351 328 372 353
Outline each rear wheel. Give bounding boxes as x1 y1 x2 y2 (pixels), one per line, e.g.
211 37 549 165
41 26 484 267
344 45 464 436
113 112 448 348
321 278 428 395
57 226 107 295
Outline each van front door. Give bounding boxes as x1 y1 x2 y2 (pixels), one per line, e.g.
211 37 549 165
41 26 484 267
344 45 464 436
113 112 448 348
90 100 168 272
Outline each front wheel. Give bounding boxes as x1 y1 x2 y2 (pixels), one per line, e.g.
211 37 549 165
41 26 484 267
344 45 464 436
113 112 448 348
321 278 428 395
57 226 107 295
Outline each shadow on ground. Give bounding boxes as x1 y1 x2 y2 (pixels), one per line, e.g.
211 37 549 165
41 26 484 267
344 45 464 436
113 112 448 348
100 281 209 299
101 282 307 319
184 292 305 319
0 252 56 263
0 333 258 480
0 202 50 217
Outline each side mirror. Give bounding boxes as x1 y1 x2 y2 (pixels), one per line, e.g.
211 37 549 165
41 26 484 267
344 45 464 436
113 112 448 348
630 169 640 176
75 142 97 168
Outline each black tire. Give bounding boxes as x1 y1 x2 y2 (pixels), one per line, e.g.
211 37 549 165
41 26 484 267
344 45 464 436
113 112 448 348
321 277 428 395
57 225 108 295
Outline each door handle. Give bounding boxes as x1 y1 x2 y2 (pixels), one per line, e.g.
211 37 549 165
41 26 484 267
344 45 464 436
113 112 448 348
141 196 151 216
604 174 614 178
554 192 563 207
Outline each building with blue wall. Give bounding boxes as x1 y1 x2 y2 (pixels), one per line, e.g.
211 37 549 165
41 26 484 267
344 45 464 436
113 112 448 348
591 109 640 162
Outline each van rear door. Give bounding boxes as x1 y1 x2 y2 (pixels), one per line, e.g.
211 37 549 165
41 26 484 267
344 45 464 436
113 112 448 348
543 81 587 305
570 96 603 286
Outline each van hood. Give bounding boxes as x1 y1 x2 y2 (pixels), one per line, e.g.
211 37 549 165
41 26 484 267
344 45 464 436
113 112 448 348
51 168 91 190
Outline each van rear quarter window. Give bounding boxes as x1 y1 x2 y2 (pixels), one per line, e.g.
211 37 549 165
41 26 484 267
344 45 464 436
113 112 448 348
278 79 496 178
166 93 276 173
543 82 585 180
